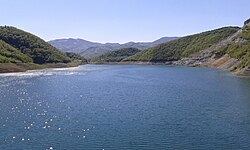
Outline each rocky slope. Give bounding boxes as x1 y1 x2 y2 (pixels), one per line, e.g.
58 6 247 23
174 22 250 76
174 30 242 66
125 27 240 62
122 19 250 76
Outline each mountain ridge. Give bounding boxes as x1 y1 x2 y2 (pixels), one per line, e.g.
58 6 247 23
49 37 179 59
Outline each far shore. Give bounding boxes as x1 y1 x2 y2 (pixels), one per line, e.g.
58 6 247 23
90 61 250 77
90 61 174 65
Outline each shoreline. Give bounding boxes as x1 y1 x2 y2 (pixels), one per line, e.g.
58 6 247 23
90 61 174 65
91 61 250 77
0 62 83 74
1 61 249 77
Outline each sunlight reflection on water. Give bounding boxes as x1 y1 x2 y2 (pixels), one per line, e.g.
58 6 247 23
0 65 249 150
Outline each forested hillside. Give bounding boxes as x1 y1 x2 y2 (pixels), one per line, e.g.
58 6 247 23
0 40 32 63
93 47 140 63
0 26 71 64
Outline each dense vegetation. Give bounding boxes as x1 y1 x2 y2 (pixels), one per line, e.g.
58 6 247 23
218 42 250 70
0 40 32 63
93 48 141 63
65 52 87 63
216 26 250 70
124 27 240 62
0 26 71 64
238 26 250 40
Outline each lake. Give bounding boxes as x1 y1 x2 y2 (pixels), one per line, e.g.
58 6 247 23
0 65 250 149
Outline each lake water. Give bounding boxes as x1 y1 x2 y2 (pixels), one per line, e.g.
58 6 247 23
0 65 250 150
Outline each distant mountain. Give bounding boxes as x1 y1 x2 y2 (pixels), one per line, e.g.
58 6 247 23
49 37 179 59
49 38 102 53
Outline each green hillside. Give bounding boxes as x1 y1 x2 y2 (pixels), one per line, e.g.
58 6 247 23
65 52 88 63
124 27 240 62
93 47 141 63
238 25 250 40
0 40 32 63
216 25 250 70
0 26 71 64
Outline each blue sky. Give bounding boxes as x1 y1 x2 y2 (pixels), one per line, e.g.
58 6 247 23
1 0 250 43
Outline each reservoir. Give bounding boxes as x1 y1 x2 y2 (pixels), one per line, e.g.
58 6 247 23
0 65 250 149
